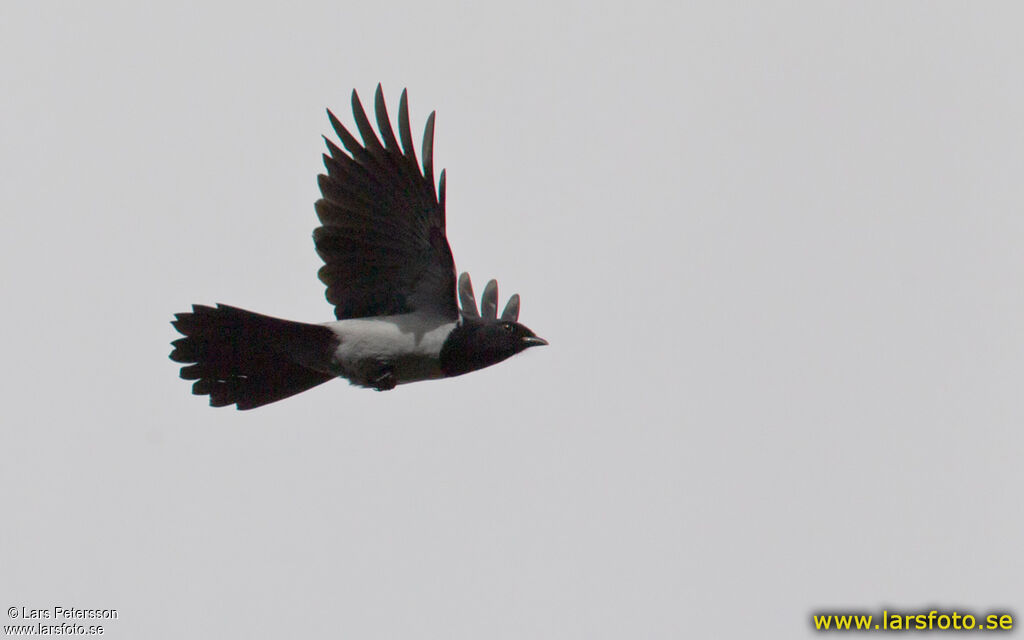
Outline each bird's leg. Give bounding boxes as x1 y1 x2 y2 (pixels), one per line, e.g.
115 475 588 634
370 366 397 391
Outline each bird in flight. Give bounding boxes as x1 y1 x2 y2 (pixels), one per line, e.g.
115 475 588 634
170 85 547 409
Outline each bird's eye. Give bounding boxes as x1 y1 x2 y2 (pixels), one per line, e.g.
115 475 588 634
503 323 516 333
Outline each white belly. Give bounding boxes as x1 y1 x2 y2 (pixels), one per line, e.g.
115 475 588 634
323 314 457 386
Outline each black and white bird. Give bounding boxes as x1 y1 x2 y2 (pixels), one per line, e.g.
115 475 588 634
170 85 547 409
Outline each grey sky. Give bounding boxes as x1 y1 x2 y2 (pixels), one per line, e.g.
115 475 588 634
2 2 1021 638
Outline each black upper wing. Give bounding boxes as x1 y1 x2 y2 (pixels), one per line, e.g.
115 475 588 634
313 85 456 319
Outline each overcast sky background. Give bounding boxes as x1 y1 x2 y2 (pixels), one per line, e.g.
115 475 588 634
2 2 1022 638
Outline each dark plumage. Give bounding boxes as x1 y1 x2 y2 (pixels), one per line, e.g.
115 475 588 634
170 85 546 409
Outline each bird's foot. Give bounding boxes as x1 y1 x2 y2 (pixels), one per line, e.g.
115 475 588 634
371 368 396 391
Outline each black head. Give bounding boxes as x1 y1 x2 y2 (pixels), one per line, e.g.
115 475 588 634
440 272 547 378
440 316 547 377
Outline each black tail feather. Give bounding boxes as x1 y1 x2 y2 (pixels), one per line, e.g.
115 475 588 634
169 304 337 410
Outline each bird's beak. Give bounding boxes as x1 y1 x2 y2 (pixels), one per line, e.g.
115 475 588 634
521 336 549 347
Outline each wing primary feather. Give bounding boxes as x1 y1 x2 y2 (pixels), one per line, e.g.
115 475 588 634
438 169 446 213
327 109 367 159
374 84 400 152
322 136 345 160
501 294 521 321
351 89 384 153
458 272 479 318
481 280 498 319
398 89 419 169
321 137 385 192
422 111 436 189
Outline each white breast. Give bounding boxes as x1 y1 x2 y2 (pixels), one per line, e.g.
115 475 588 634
323 314 457 385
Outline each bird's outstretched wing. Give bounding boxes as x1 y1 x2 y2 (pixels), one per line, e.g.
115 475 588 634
313 85 456 320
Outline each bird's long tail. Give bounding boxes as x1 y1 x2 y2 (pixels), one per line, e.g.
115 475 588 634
170 304 337 410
